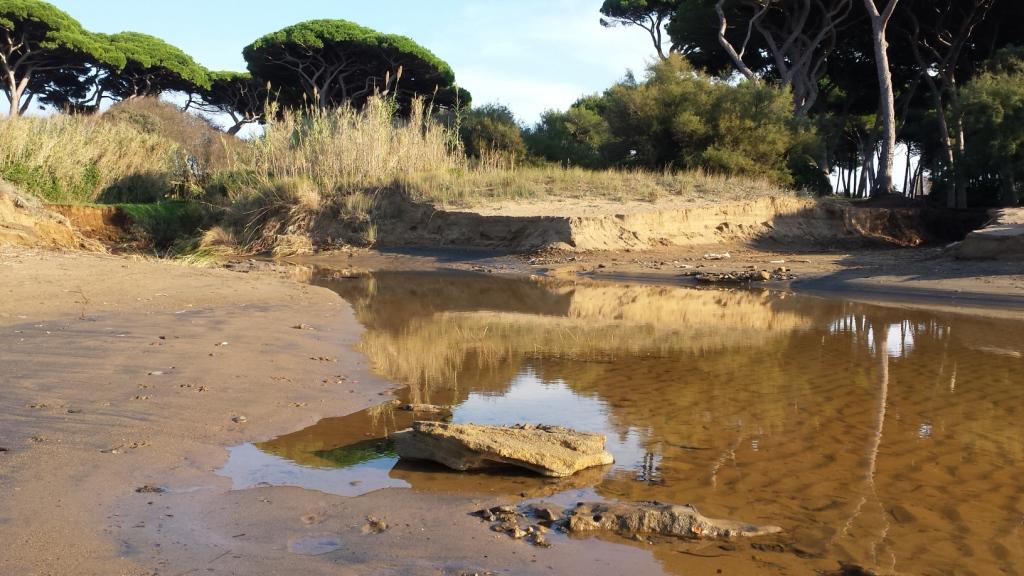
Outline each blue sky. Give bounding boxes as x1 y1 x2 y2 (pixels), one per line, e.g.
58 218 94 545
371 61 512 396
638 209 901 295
49 0 656 123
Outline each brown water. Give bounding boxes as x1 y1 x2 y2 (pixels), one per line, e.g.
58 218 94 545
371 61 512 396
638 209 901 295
220 271 1024 575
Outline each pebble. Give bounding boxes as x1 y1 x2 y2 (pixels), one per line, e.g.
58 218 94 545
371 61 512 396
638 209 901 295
135 485 166 494
363 516 389 534
232 415 248 423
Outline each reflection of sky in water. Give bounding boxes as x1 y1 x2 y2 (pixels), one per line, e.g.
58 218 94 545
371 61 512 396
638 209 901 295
220 443 407 497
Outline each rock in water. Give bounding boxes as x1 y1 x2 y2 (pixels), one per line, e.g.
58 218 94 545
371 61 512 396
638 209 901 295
391 421 614 477
398 403 449 414
567 501 782 540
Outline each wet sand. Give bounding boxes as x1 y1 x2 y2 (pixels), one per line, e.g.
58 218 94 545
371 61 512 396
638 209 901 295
0 248 711 575
308 243 1024 317
2 245 1023 575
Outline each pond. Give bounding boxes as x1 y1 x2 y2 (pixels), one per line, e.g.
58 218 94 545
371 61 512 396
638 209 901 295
220 271 1024 574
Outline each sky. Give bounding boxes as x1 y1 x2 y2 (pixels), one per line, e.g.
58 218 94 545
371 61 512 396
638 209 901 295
47 0 657 124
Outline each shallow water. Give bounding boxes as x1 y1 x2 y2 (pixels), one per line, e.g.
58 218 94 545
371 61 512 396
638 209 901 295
221 271 1024 574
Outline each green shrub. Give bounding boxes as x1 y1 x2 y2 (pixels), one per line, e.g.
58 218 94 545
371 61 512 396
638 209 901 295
526 95 614 169
458 104 527 165
959 48 1024 206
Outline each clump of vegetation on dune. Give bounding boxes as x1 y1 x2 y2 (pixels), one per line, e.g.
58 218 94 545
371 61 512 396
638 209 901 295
205 92 800 253
0 98 233 204
208 97 459 253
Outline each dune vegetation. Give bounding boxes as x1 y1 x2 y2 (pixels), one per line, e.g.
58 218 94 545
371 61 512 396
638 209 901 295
0 93 797 254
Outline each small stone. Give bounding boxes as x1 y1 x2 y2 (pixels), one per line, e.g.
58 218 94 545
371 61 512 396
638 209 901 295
135 485 166 494
473 508 497 522
836 562 878 576
529 505 562 523
531 532 551 548
751 542 786 553
702 252 731 260
232 415 248 423
398 403 448 413
888 505 916 524
363 516 389 534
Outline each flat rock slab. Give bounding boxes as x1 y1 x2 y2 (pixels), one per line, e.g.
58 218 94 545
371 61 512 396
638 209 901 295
391 421 614 477
567 501 782 540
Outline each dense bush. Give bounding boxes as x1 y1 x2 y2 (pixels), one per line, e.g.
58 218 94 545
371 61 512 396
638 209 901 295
525 95 614 169
458 104 526 164
0 98 232 203
958 48 1024 206
526 56 819 187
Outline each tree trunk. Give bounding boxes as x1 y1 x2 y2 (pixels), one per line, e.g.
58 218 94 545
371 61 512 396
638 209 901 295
18 92 32 116
863 0 902 197
902 148 912 196
4 72 25 117
953 109 968 209
8 83 26 117
715 0 760 82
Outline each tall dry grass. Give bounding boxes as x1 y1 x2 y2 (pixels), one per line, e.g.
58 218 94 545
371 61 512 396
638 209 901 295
211 95 798 252
0 112 178 203
0 98 234 203
239 98 461 192
403 165 795 207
